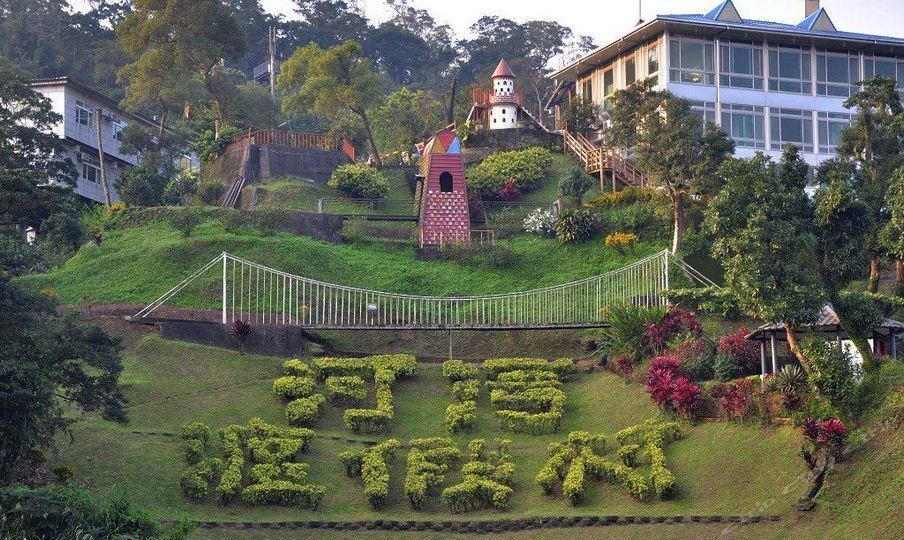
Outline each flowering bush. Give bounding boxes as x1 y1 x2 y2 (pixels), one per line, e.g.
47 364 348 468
554 209 599 244
522 208 557 237
468 146 553 198
496 179 520 201
604 231 638 254
716 326 760 374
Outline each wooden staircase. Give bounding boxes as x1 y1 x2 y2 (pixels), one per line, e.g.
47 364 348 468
562 131 648 190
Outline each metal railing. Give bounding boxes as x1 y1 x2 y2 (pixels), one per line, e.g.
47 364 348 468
228 129 355 161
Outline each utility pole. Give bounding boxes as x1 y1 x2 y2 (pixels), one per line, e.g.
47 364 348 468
94 107 112 209
268 25 277 102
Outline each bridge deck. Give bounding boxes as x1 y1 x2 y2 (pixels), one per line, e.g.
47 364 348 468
133 317 610 331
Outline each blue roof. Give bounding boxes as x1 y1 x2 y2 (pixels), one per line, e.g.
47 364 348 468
660 2 904 46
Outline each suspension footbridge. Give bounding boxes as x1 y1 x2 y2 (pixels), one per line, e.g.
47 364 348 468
131 250 714 330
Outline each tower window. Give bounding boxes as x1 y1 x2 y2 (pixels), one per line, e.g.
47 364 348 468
439 171 454 193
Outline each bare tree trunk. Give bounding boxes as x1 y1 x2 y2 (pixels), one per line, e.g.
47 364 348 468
94 107 112 209
357 108 382 167
867 255 881 293
895 258 904 297
785 325 812 374
446 78 457 125
671 193 685 254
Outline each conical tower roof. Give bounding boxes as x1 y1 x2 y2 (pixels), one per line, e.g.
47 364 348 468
491 58 515 78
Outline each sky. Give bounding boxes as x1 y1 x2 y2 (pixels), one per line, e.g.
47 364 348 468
262 0 904 67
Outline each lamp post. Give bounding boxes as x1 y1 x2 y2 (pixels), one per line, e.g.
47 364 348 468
367 303 377 326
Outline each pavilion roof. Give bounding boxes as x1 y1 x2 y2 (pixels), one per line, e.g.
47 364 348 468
746 304 904 340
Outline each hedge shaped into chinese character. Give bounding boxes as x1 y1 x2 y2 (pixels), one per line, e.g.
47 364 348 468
483 358 573 435
442 360 479 433
179 418 324 508
440 438 515 512
338 439 401 510
536 419 683 505
404 437 460 510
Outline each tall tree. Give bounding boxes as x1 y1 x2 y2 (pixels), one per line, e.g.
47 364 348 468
705 147 825 372
0 57 76 228
371 87 445 155
117 0 247 137
0 275 126 482
608 81 734 253
291 0 369 48
279 40 384 165
881 165 904 297
837 77 904 292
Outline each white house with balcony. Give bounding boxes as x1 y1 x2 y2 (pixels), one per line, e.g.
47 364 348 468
546 0 904 167
29 77 195 204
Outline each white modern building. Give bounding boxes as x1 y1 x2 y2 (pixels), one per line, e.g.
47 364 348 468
29 77 194 204
547 0 904 166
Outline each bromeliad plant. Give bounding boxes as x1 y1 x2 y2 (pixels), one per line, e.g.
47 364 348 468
799 416 848 471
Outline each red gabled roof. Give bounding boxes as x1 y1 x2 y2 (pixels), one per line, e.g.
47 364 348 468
492 58 515 78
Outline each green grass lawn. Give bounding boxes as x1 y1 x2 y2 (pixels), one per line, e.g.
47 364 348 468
19 217 665 307
256 170 412 215
55 335 806 526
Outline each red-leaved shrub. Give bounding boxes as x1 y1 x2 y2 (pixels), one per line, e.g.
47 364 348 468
614 355 635 380
716 326 759 373
817 418 848 454
496 178 520 201
801 416 848 466
670 377 702 418
646 354 701 418
644 307 703 355
712 378 759 421
646 367 675 408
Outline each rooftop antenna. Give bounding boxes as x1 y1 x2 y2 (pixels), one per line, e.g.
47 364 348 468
636 0 644 25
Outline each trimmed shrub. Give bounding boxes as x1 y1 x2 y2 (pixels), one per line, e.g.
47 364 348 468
325 375 367 406
241 480 325 508
344 407 392 433
328 164 389 199
482 358 573 380
285 394 325 426
180 422 211 445
180 457 221 500
442 359 479 382
405 438 460 510
562 457 586 505
452 379 480 402
445 401 477 434
273 375 316 400
184 439 204 465
283 358 314 378
440 439 515 512
468 147 553 198
196 181 225 205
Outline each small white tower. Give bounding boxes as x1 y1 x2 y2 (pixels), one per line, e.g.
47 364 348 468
489 59 518 130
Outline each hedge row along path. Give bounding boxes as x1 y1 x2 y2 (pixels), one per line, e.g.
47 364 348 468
165 514 781 532
131 250 715 330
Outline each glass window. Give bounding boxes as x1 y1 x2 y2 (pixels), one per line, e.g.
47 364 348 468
688 100 716 125
75 101 93 127
625 56 636 86
817 112 852 154
720 42 763 89
581 78 592 102
113 119 126 142
721 104 765 148
669 37 715 85
816 51 859 97
603 68 615 109
647 44 660 83
770 108 813 152
864 56 902 91
768 46 812 94
81 161 100 183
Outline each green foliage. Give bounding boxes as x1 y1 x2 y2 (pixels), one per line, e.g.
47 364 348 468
802 337 860 417
485 360 570 435
285 394 325 426
705 148 824 353
713 353 743 383
0 485 167 539
665 287 742 320
0 275 126 482
467 147 553 198
240 481 325 508
558 167 594 201
561 95 600 134
328 164 389 199
162 169 200 206
116 165 168 207
452 379 480 402
599 303 668 360
482 358 573 380
562 456 586 505
279 40 385 164
445 401 477 434
442 359 479 382
441 439 515 512
180 457 220 500
372 87 445 155
325 375 367 406
195 182 226 205
405 438 460 510
340 439 400 510
167 211 202 238
554 208 599 244
273 376 316 400
282 359 314 378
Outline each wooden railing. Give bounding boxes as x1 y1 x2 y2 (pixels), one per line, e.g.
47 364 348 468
230 129 355 161
471 88 522 107
562 131 647 189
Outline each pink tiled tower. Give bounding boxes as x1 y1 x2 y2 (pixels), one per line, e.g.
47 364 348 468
417 130 470 246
